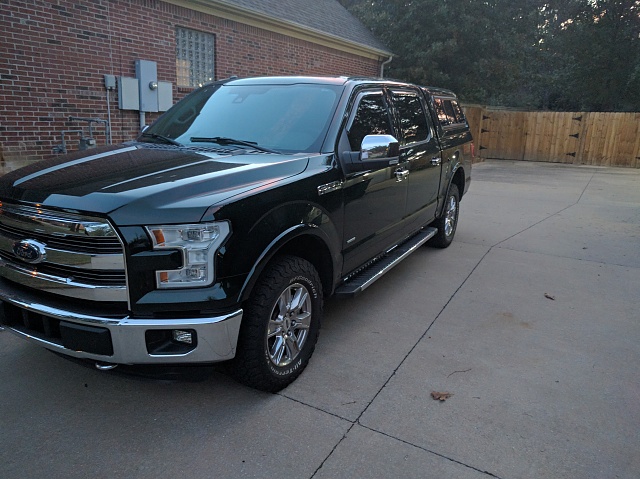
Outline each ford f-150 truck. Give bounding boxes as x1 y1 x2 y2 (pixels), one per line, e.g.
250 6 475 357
0 76 472 391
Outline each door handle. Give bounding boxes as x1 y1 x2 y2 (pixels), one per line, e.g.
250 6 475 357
431 157 442 166
395 168 410 182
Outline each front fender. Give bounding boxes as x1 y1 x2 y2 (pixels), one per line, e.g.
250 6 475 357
238 222 336 303
214 194 342 303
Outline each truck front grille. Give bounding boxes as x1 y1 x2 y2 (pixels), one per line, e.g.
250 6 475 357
0 222 122 254
0 203 128 302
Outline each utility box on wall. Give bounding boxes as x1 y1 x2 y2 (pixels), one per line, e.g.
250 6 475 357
135 59 159 113
118 77 140 110
118 61 173 112
158 82 173 111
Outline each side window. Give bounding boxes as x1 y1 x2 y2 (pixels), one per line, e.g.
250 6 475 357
443 100 457 124
433 97 453 126
347 92 393 151
450 100 467 124
434 97 465 127
392 90 430 145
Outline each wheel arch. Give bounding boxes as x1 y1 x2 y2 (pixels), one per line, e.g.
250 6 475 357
238 225 336 303
437 161 466 219
451 164 466 200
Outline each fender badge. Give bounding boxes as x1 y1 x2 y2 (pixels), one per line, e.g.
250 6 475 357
12 239 47 264
317 180 344 196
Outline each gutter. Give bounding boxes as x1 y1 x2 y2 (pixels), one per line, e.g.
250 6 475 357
380 56 393 79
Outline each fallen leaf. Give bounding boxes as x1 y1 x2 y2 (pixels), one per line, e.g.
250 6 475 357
431 391 453 401
544 293 556 300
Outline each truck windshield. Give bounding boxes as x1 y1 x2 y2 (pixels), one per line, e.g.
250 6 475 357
141 82 342 154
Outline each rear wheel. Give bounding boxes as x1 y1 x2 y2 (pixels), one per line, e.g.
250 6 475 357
429 183 460 248
230 255 322 392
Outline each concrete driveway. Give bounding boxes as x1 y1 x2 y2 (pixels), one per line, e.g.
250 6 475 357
1 160 639 479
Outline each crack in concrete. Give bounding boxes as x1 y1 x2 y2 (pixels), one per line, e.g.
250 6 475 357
288 171 602 478
286 248 497 478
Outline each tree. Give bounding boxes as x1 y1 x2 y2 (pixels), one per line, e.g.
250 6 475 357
542 0 640 110
341 0 640 110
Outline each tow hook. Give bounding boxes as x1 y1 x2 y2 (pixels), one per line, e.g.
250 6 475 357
95 361 118 371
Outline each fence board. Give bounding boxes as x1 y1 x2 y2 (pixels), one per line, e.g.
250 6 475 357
465 106 640 168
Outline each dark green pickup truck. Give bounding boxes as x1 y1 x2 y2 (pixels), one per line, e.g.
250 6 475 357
0 76 473 391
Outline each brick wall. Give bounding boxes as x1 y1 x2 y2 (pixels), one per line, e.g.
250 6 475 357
0 0 381 168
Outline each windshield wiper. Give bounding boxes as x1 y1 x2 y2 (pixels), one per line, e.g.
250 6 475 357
140 132 182 146
190 136 279 154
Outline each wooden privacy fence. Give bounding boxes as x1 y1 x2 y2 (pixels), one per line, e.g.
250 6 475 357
463 106 640 168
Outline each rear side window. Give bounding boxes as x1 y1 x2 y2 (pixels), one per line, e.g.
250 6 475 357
347 92 393 151
450 100 467 123
433 97 466 127
391 90 430 145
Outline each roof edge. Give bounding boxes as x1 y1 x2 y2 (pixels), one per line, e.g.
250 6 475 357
163 0 392 60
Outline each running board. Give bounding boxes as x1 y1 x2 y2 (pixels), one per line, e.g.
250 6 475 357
334 227 437 298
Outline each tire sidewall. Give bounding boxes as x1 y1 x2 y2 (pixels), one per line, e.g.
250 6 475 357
445 186 460 241
262 272 321 381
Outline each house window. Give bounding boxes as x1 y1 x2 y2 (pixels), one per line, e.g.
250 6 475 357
176 27 215 87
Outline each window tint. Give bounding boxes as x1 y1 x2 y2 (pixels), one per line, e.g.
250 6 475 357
433 98 454 126
434 97 466 127
450 100 466 123
347 93 393 151
443 100 458 124
392 90 429 145
146 83 341 153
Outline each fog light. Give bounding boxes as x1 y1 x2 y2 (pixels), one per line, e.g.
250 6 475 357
172 329 194 344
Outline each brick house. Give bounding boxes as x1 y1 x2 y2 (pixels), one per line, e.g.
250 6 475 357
0 0 391 168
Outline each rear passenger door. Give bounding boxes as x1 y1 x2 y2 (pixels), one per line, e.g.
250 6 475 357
390 88 442 228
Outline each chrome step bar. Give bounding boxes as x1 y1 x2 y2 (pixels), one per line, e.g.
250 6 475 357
334 227 437 297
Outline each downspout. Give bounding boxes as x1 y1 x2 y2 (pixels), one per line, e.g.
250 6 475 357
380 55 393 79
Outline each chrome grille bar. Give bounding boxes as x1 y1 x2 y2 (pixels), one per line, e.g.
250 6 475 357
0 203 127 302
0 203 118 237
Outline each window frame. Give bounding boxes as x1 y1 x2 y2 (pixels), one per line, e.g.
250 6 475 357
389 88 435 147
346 89 395 151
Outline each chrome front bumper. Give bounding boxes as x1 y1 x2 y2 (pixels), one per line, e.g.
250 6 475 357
0 289 243 364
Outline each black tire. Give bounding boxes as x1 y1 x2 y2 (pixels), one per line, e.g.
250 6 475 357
230 255 323 392
429 183 460 248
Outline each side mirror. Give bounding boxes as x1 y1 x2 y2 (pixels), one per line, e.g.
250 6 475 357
341 134 400 173
361 134 400 160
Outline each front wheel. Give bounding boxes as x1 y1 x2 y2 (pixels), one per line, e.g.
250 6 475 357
230 255 322 392
429 183 460 248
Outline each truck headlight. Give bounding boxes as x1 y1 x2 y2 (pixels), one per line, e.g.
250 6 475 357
146 222 230 289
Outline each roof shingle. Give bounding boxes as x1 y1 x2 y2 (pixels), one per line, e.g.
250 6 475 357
220 0 390 54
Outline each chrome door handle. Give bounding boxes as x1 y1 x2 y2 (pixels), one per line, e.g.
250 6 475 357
395 168 410 182
431 157 442 166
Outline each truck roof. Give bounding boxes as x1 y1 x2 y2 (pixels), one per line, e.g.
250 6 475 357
225 75 456 95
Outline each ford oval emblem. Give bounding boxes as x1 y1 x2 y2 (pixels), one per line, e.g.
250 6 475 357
12 239 47 264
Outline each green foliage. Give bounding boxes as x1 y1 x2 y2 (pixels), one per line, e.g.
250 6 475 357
340 0 640 111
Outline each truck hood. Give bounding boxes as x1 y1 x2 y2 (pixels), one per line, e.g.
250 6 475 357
0 144 310 225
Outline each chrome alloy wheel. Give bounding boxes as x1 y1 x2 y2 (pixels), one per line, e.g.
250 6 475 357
266 283 312 367
444 194 458 237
